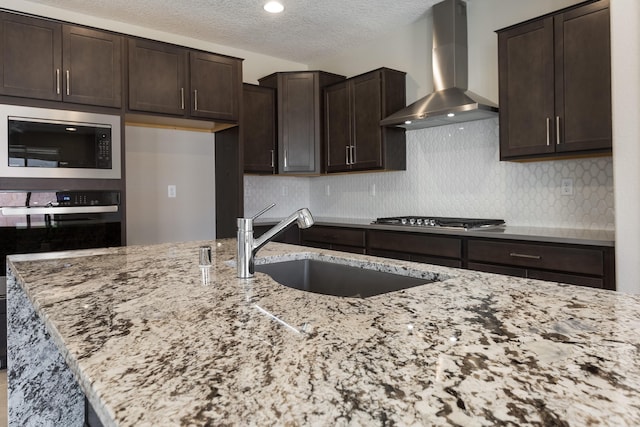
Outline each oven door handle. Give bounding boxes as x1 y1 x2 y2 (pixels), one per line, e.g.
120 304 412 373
0 205 119 216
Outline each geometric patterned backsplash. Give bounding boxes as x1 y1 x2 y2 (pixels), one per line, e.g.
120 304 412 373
244 118 615 230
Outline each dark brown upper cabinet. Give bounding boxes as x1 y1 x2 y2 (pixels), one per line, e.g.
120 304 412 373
259 71 345 175
129 38 241 122
0 13 122 107
63 26 122 108
243 83 277 174
128 38 188 116
189 52 240 121
0 13 62 101
497 0 611 160
325 68 406 173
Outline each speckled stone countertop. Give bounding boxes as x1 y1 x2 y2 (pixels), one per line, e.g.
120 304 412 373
256 217 615 246
7 239 639 426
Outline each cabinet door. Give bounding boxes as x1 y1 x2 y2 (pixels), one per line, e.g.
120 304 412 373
243 84 276 174
498 17 555 159
128 38 187 115
63 26 122 108
554 1 611 152
351 71 383 170
279 73 318 173
190 52 240 121
0 13 62 100
325 81 351 172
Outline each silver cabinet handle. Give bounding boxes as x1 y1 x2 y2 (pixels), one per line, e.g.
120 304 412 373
345 146 350 165
284 149 288 168
66 70 70 96
194 89 198 111
270 150 275 168
556 116 561 145
351 145 356 164
509 252 542 260
180 88 185 110
546 117 550 146
56 69 60 95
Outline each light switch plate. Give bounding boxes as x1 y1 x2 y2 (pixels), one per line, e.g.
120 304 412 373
168 185 177 198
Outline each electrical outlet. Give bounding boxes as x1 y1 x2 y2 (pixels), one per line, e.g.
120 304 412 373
325 184 331 197
369 183 376 197
167 185 177 198
561 178 573 196
281 185 288 196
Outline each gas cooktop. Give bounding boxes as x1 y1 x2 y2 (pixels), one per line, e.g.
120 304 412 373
372 216 505 230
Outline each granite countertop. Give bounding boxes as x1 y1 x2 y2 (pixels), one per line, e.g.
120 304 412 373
8 239 639 426
256 217 615 246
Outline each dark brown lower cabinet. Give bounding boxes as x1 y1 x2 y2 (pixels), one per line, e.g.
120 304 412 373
300 226 366 254
254 224 301 245
467 239 614 290
258 223 614 290
368 230 463 268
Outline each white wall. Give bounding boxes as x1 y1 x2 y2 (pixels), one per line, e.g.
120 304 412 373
610 0 640 293
125 126 215 245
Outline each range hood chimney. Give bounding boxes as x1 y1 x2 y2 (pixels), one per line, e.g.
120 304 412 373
381 0 498 130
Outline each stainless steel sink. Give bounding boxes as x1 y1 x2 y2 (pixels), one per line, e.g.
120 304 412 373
255 259 436 298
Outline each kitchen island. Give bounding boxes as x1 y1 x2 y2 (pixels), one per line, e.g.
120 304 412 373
6 239 640 426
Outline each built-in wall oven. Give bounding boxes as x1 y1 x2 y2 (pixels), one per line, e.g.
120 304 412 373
0 104 121 180
0 191 122 368
0 104 123 368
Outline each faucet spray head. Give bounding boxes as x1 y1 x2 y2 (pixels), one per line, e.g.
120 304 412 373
297 208 314 229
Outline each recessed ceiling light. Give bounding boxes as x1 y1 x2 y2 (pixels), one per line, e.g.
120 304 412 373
264 1 284 13
447 113 455 118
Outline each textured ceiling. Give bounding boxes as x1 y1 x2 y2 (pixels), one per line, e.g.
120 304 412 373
25 0 442 63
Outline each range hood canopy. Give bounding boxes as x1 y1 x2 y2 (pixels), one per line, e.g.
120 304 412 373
381 0 498 130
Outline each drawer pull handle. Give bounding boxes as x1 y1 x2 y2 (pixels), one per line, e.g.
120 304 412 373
510 252 541 260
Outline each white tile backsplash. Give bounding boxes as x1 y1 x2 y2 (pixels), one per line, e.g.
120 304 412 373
245 118 614 230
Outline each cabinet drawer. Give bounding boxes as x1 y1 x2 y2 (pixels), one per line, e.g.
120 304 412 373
528 270 604 289
467 240 604 276
369 231 461 259
467 262 527 278
369 249 462 268
301 226 366 247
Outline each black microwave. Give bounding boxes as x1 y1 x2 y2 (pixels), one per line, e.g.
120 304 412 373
1 105 121 180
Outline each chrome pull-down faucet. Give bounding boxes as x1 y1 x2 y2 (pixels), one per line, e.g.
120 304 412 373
237 204 314 278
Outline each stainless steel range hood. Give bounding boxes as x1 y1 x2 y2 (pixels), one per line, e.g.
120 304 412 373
381 0 498 130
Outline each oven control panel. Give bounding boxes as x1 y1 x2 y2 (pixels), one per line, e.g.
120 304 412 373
56 191 120 207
